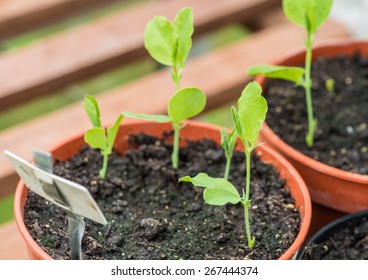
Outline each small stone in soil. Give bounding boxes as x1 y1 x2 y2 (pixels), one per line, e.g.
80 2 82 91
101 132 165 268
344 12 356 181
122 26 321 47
139 218 165 241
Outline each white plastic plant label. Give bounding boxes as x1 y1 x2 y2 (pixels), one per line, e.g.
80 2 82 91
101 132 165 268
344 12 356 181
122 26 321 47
4 150 107 225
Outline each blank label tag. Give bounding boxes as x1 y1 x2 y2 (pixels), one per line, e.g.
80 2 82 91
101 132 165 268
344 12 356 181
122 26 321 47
5 150 107 225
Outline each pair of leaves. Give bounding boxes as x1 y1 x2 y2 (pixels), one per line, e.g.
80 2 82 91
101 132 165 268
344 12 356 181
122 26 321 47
179 173 241 206
283 0 333 33
83 95 123 155
231 82 268 151
84 115 123 156
144 7 193 67
124 87 206 126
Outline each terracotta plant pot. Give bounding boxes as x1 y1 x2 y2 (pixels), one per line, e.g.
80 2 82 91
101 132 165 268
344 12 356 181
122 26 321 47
14 120 311 260
297 209 368 260
257 40 368 214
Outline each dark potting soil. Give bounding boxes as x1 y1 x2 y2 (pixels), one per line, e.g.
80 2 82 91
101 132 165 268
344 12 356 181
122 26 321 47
264 52 368 175
24 133 301 260
301 216 368 260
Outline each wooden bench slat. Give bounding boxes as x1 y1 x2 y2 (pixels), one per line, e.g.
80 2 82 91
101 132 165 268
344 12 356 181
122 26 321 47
0 0 118 41
0 19 349 198
0 0 281 111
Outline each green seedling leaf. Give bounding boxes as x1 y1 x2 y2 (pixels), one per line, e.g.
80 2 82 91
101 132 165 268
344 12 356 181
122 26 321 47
283 0 333 33
107 115 124 153
144 16 176 66
84 127 107 151
221 128 237 156
247 65 305 85
179 173 241 205
123 112 171 123
237 81 268 148
83 95 102 128
203 187 241 206
168 87 206 125
174 7 193 67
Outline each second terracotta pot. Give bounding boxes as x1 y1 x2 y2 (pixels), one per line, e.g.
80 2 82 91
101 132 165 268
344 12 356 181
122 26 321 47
257 40 368 214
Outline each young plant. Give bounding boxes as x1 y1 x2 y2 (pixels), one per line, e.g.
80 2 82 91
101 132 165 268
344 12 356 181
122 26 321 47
179 81 268 249
220 128 237 180
144 7 193 91
83 95 123 179
124 87 206 169
124 7 206 169
247 0 333 147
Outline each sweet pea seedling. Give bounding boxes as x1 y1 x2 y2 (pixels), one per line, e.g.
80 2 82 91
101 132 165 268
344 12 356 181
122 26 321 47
220 128 237 180
247 0 333 147
180 81 268 249
124 8 206 169
145 7 193 91
83 95 123 179
124 87 206 169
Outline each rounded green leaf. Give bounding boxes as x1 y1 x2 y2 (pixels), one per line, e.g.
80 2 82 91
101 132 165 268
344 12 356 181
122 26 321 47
179 173 241 206
203 187 241 206
283 0 333 33
168 87 206 125
84 127 107 151
144 16 175 66
174 7 194 67
237 81 268 148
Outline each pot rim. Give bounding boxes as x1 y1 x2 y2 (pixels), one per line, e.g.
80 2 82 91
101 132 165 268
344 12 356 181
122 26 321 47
14 119 311 260
256 39 368 184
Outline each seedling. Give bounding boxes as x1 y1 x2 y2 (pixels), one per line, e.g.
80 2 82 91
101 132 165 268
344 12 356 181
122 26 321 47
144 7 193 91
180 81 268 249
83 95 123 179
124 87 206 169
220 128 237 179
124 8 206 169
247 0 333 147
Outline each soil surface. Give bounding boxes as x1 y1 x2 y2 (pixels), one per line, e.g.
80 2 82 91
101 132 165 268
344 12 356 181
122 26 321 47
265 52 368 175
24 133 301 260
301 215 368 260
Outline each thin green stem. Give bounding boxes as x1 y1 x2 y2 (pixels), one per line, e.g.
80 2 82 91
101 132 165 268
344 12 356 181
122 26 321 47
171 60 181 169
172 64 181 92
304 31 316 147
243 150 254 249
224 154 232 180
243 201 253 249
171 125 180 169
99 152 109 179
